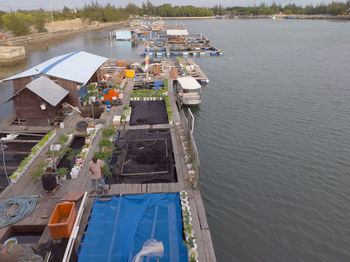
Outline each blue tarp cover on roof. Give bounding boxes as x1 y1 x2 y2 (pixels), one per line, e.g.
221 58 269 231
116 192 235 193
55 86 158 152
78 193 188 262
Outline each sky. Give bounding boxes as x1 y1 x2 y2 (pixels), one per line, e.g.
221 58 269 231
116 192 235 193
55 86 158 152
0 0 347 11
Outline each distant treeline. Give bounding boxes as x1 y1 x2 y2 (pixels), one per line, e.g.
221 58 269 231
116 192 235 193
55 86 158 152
1 1 350 36
0 2 214 36
213 1 350 16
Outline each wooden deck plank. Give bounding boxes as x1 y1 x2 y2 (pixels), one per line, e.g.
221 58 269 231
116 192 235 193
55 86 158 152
193 190 209 230
141 184 147 193
0 59 217 262
188 197 206 261
202 229 217 262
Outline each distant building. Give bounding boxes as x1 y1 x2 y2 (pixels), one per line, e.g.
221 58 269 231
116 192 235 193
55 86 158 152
3 51 107 126
115 30 133 41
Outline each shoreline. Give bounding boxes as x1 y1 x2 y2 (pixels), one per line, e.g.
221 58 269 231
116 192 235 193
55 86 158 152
0 21 127 48
1 14 348 48
230 14 350 21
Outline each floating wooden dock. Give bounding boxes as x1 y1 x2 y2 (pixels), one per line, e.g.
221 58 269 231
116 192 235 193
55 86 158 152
0 59 216 261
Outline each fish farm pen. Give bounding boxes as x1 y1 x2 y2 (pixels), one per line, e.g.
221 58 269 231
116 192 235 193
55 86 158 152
129 101 169 126
110 129 177 184
0 21 219 262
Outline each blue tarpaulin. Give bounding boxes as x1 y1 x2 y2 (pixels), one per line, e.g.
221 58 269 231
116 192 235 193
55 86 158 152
78 193 188 262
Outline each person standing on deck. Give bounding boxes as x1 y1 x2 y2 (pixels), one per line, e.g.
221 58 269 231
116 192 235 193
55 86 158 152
88 157 108 193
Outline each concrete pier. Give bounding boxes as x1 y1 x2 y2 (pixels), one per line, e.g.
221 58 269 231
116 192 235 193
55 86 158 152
0 46 26 66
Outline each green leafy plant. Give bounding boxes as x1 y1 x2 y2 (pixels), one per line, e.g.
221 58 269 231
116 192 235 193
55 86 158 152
102 127 116 138
65 147 75 161
45 149 52 157
57 134 69 145
94 151 111 160
186 235 196 249
57 167 68 178
102 165 112 178
189 254 196 262
10 130 56 180
30 161 47 181
163 78 168 91
87 83 97 91
99 139 113 148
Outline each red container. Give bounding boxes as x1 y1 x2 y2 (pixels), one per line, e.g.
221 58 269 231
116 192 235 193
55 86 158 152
118 60 126 67
48 202 76 239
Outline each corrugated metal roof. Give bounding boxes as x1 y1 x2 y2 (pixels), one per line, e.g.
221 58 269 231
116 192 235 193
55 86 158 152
3 51 108 84
166 29 189 36
26 76 69 106
177 76 201 90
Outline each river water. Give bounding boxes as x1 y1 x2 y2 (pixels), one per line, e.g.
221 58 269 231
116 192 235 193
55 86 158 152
1 19 350 261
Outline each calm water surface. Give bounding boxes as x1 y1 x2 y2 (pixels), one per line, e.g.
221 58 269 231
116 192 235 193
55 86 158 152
1 19 350 261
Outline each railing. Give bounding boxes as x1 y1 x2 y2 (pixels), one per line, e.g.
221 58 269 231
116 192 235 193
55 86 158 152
179 109 200 169
188 108 200 168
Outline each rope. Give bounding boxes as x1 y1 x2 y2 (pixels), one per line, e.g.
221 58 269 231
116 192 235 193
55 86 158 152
0 196 37 228
0 140 37 228
1 140 15 198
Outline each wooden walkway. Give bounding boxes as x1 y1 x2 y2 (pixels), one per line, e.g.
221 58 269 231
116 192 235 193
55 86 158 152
0 64 216 262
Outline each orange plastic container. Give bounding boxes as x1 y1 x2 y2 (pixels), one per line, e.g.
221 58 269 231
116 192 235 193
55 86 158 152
104 89 119 102
48 202 76 239
118 60 126 67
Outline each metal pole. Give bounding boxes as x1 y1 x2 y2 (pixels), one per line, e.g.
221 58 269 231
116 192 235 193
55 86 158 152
51 150 57 172
49 0 55 31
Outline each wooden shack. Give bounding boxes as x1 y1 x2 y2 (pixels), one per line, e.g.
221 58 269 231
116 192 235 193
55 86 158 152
11 76 69 126
3 51 107 126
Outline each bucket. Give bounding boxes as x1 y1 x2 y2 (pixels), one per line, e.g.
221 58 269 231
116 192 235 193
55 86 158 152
4 237 18 246
76 121 88 132
75 157 84 164
70 170 79 179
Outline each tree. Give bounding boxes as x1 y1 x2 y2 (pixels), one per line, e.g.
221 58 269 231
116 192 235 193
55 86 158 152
0 11 6 29
63 6 71 17
33 9 47 32
146 1 154 16
2 12 32 36
125 3 139 15
284 9 292 15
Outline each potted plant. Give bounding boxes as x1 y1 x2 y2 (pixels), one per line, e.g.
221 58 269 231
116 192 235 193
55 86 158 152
65 147 74 161
75 154 84 164
99 139 113 150
94 151 111 161
57 167 68 180
45 150 54 163
180 191 188 199
30 161 46 181
102 127 116 139
188 249 198 262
